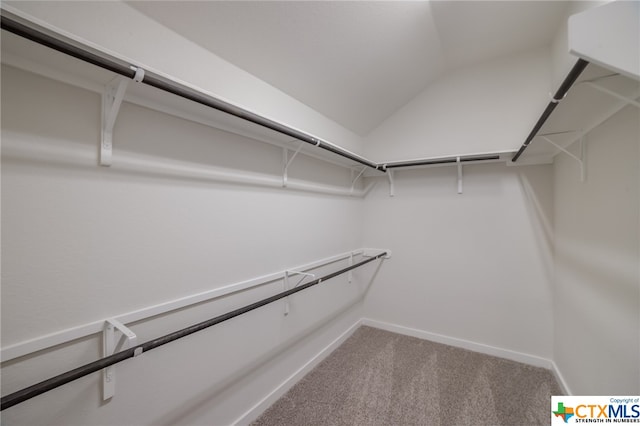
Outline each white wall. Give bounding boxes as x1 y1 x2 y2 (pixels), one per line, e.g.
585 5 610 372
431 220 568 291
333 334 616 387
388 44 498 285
362 163 555 361
3 5 637 424
363 48 550 162
549 0 640 395
0 65 377 425
3 0 364 155
553 105 639 395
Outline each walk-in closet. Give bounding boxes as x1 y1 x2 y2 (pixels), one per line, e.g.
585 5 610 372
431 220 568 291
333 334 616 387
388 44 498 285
1 1 638 425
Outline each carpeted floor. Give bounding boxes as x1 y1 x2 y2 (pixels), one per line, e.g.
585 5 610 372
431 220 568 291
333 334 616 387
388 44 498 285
252 326 562 426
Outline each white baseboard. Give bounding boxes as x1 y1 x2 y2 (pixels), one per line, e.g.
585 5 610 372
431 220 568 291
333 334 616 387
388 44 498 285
550 360 572 395
364 318 574 394
234 318 363 425
362 318 555 370
236 317 573 424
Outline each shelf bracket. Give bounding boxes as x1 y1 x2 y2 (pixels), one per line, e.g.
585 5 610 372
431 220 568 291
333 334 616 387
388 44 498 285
100 67 145 167
363 248 392 259
103 319 139 400
536 92 640 171
541 135 585 182
350 167 366 195
582 81 640 109
348 253 353 283
282 142 304 188
386 168 395 197
283 270 315 316
456 156 463 194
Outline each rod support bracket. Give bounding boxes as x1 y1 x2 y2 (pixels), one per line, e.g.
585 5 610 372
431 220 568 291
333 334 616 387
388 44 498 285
283 269 315 315
457 156 463 194
350 167 366 195
101 77 129 166
103 319 137 401
582 81 640 109
540 135 586 182
282 142 304 188
348 253 354 283
387 169 395 197
131 66 145 83
549 91 567 104
363 248 392 259
100 69 145 167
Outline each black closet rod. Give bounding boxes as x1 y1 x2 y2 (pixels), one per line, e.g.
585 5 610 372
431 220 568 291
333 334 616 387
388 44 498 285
0 13 383 172
511 59 589 162
384 154 501 169
0 252 387 411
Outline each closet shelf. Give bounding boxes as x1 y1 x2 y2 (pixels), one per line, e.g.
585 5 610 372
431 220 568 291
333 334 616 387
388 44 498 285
513 61 640 165
0 17 379 173
5 10 638 177
1 13 510 180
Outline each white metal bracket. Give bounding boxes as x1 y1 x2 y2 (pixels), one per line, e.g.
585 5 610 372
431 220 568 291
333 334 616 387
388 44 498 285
549 91 567 104
363 248 392 259
387 169 395 197
103 319 138 400
535 92 640 172
101 78 129 166
100 67 145 166
456 156 463 194
350 167 366 195
582 81 640 109
282 142 304 187
283 270 315 315
541 135 586 182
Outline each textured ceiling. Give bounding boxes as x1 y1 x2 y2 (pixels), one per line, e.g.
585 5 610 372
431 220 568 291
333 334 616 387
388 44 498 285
127 1 569 136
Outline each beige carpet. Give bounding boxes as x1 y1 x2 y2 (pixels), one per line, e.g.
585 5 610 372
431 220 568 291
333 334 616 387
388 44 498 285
253 326 562 426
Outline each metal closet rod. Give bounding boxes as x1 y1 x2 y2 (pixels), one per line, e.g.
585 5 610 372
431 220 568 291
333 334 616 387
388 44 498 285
511 58 590 162
0 252 387 411
383 155 501 169
0 14 382 172
0 13 520 177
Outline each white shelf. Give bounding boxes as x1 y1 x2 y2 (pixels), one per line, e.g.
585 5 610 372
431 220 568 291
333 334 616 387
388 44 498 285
9 23 630 178
0 29 374 172
518 63 639 163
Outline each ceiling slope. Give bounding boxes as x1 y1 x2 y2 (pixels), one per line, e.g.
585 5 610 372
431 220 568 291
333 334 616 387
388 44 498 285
127 1 569 137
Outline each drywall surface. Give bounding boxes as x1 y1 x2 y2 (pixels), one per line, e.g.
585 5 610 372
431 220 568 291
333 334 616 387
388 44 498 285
363 48 550 161
0 66 379 425
362 163 555 360
553 105 639 394
2 0 364 155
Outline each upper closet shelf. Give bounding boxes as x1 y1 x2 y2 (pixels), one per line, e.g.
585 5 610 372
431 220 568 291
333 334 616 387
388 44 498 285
10 8 632 182
513 1 639 166
512 61 639 166
0 15 380 174
1 11 513 179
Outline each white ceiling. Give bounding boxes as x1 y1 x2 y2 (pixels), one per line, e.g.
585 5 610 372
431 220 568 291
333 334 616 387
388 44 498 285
127 1 569 136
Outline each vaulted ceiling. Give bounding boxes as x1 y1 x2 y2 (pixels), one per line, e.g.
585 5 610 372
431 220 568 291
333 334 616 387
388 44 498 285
127 1 569 136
